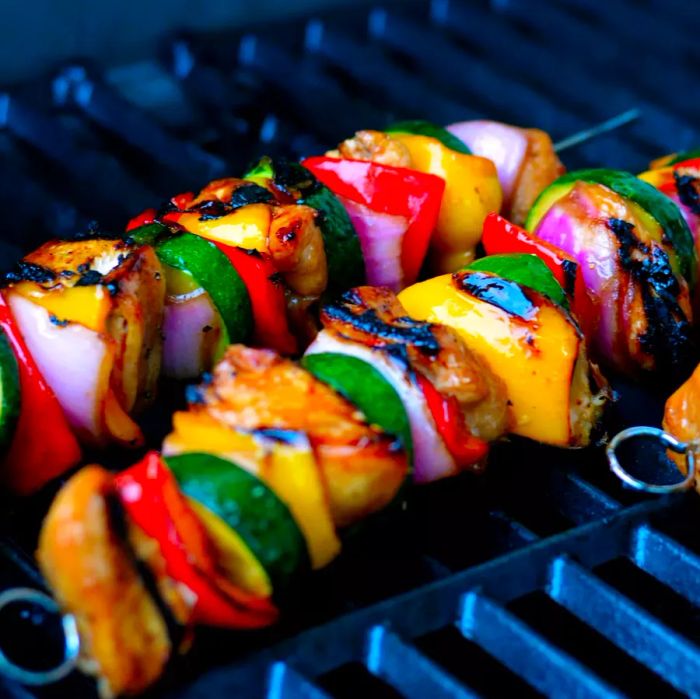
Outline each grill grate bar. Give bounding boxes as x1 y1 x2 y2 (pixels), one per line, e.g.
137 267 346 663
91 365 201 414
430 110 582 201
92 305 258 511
53 65 227 189
486 510 540 547
630 524 700 608
553 0 700 61
304 19 479 124
459 590 624 698
369 8 585 137
170 497 678 697
0 93 156 222
485 0 698 153
366 625 479 698
238 35 386 144
428 1 650 166
548 554 700 695
267 663 331 699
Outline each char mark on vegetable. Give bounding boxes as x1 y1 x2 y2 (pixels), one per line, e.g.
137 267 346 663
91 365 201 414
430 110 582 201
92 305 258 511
674 171 700 215
607 217 694 374
2 261 56 285
453 271 538 321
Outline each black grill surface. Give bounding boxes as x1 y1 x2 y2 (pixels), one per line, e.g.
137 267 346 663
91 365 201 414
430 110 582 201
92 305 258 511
1 1 700 697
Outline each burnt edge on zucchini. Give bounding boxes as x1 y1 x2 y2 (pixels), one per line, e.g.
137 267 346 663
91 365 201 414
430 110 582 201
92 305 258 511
607 217 695 375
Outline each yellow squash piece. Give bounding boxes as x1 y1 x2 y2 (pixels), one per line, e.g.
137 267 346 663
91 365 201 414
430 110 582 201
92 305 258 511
391 133 502 273
398 272 589 446
163 411 341 569
186 498 272 597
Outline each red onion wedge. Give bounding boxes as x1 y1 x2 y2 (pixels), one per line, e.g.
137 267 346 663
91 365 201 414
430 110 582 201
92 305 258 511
447 120 528 202
336 195 406 291
533 181 694 375
162 288 222 380
7 293 114 443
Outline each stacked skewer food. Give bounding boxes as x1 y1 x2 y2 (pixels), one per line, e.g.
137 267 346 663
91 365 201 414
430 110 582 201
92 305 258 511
2 118 700 697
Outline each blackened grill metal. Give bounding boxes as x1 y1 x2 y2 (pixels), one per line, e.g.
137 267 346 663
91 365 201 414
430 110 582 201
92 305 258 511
1 1 700 697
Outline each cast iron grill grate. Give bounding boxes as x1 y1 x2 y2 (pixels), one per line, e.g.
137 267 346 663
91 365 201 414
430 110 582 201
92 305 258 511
1 1 700 697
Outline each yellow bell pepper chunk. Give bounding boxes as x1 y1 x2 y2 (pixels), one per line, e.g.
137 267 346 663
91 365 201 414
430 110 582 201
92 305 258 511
638 167 671 188
176 203 271 252
390 133 502 273
398 273 582 446
163 411 341 569
12 281 112 333
187 498 272 597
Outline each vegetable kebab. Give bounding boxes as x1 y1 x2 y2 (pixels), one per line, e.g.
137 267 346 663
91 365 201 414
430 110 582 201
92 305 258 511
38 261 608 695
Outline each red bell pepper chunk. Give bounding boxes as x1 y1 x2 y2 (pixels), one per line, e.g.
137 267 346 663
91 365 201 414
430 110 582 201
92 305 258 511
126 208 157 232
302 156 445 285
126 191 196 231
115 451 278 629
0 293 81 494
214 244 298 356
482 213 595 337
169 192 196 211
415 373 489 469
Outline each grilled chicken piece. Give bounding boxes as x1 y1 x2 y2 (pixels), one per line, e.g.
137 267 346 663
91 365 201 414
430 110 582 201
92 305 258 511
5 238 165 446
268 205 328 298
37 467 173 699
508 128 565 225
330 130 413 168
184 345 408 528
320 286 510 443
170 178 328 299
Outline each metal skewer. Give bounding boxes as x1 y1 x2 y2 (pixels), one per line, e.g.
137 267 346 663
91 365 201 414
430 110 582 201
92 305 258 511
606 426 696 494
554 108 641 153
0 587 79 686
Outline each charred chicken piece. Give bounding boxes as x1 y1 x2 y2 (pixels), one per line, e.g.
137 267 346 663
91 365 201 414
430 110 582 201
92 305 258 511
4 237 165 446
179 345 408 528
37 467 175 698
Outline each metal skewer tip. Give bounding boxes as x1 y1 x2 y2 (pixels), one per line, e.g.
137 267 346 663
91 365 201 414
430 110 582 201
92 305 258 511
554 108 641 153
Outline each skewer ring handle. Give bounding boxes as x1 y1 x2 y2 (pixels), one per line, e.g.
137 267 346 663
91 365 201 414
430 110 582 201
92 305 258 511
0 587 79 686
607 426 696 494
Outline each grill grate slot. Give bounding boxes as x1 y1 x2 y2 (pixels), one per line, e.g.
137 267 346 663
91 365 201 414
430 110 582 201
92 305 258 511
548 556 700 695
509 591 684 697
365 626 478 699
268 663 331 699
630 524 700 607
304 19 478 125
459 591 622 698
